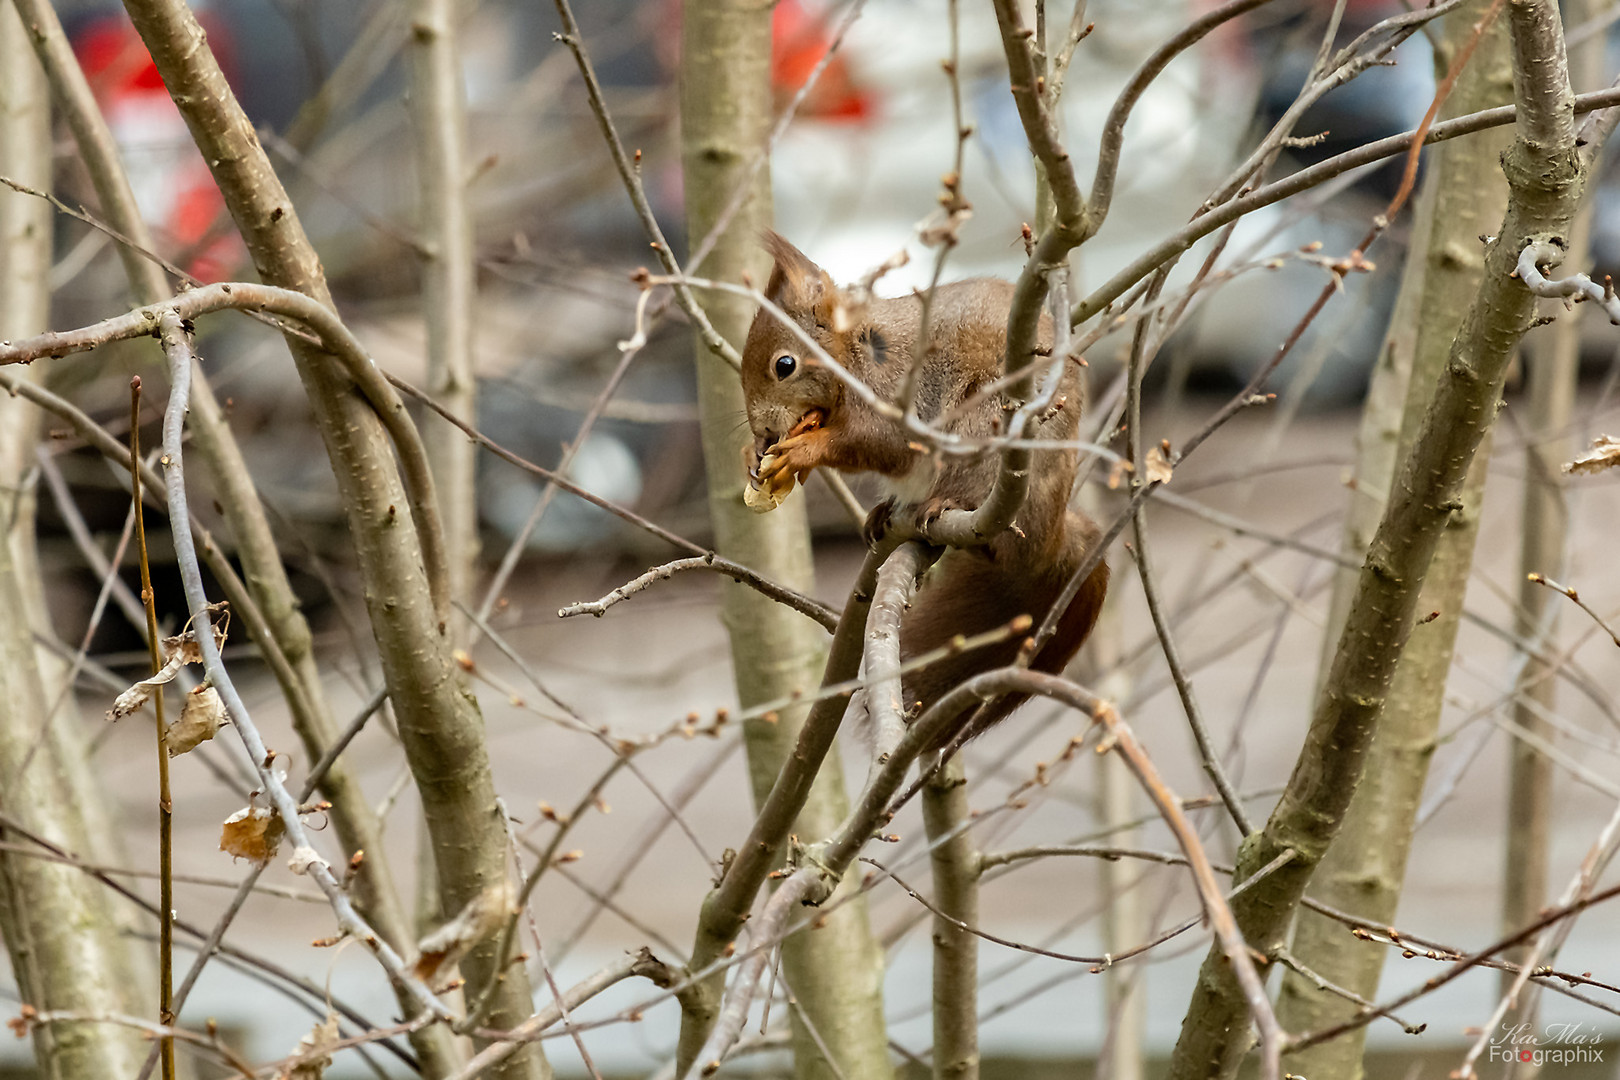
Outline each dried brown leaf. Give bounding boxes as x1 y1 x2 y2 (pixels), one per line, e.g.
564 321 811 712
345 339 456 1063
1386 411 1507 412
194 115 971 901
280 1012 340 1080
106 654 185 721
162 616 227 666
220 804 284 865
1145 444 1174 485
167 685 225 756
107 618 230 722
1564 434 1620 475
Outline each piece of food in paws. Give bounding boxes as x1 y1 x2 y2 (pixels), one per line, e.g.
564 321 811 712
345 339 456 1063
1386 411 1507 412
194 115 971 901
742 410 824 513
743 452 797 513
743 477 788 512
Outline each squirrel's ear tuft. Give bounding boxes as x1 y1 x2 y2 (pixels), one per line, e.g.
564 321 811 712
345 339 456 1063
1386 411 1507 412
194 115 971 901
762 231 835 315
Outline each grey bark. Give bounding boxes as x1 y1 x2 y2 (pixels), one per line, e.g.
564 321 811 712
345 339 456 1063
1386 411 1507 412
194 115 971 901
1165 1 1584 1074
1275 6 1514 1076
0 11 150 1074
5 1 461 1070
116 0 544 1073
407 0 481 618
922 759 980 1080
1499 0 1601 1062
676 2 892 1077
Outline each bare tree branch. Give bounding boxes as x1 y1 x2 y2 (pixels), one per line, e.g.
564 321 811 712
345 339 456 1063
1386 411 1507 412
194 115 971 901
407 0 481 624
558 555 839 631
1167 0 1588 1072
149 310 457 1025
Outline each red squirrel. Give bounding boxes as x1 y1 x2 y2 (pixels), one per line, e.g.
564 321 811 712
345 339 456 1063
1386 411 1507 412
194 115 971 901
739 232 1109 748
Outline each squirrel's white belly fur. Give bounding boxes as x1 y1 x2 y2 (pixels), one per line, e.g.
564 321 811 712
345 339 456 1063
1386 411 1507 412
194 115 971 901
857 455 937 507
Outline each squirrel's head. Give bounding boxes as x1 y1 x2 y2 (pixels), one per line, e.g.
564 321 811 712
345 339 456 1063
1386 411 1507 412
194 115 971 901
740 232 857 460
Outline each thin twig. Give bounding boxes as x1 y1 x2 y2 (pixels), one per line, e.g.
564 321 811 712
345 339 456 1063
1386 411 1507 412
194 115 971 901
1272 945 1425 1034
682 869 820 1078
1089 0 1284 235
449 949 677 1080
552 740 737 964
550 0 740 369
1525 572 1620 646
871 846 1295 971
558 554 839 630
496 803 600 1079
472 341 642 636
1289 881 1620 1052
1129 523 1252 835
149 310 455 1023
0 282 452 626
128 376 176 1080
694 666 1284 1080
1517 240 1620 324
0 810 420 1072
1123 265 1251 838
20 457 158 780
1079 678 1285 1080
1071 85 1620 331
1201 0 1464 213
388 370 837 628
817 470 867 527
1300 894 1620 1003
460 759 630 1032
15 1011 252 1076
1456 794 1620 1076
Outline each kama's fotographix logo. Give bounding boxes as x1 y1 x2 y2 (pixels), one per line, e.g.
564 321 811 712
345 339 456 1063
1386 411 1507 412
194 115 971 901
1487 1023 1607 1067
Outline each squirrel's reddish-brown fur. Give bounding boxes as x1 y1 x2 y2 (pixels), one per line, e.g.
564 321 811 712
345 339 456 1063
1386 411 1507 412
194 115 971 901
741 232 1109 749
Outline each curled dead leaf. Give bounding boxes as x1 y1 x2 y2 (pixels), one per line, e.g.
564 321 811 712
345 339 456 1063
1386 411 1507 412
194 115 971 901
106 655 185 721
1145 444 1174 485
1564 434 1620 475
220 803 284 865
280 1012 340 1080
413 880 515 983
167 685 226 756
164 613 228 665
106 617 230 722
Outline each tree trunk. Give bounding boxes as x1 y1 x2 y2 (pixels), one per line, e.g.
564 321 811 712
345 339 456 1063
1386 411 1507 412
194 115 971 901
677 3 892 1077
1275 7 1513 1077
922 759 980 1080
1165 2 1584 1074
1499 0 1599 1065
0 12 150 1074
407 0 481 619
118 0 544 1073
10 0 464 1069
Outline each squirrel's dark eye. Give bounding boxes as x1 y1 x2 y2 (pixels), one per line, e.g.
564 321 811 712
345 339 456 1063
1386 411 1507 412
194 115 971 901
773 354 797 380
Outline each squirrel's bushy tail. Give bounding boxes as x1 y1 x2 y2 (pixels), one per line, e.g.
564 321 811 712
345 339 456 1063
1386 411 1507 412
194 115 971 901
899 511 1109 751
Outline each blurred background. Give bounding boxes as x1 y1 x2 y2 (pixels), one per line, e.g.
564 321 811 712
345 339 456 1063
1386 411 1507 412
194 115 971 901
7 0 1620 1077
33 0 1451 588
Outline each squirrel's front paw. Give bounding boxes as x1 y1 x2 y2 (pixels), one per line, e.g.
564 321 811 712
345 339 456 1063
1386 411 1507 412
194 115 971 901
915 495 971 530
862 496 972 546
759 426 831 484
862 497 897 548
